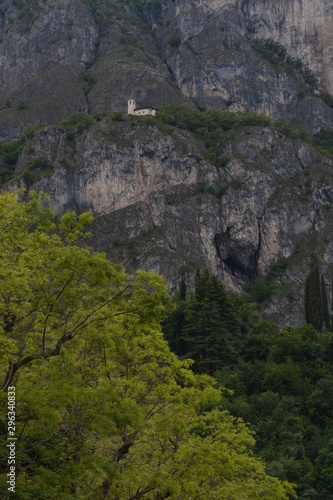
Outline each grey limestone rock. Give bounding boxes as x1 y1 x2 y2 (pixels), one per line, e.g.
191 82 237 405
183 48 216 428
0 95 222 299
13 119 333 326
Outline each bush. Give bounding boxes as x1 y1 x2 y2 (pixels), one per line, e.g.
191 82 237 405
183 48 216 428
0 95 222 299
16 98 28 110
81 71 96 96
320 92 333 109
168 32 181 48
60 113 93 133
313 129 333 159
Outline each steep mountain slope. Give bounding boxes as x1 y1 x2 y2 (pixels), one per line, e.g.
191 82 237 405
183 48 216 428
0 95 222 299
1 0 333 325
1 0 333 139
6 112 333 325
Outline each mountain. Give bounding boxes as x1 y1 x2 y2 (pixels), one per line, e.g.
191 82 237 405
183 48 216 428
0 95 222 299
1 0 333 325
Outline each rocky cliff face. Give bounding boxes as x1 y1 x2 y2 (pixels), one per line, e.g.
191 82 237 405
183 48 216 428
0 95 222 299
10 116 333 325
166 0 333 92
242 0 333 94
1 0 333 139
163 0 333 133
1 0 333 325
0 0 97 139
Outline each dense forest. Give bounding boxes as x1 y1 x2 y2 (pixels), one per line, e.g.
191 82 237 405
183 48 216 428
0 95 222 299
163 270 333 499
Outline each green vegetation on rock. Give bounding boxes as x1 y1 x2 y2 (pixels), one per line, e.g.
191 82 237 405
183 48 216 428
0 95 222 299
313 129 333 159
252 38 319 93
143 104 271 166
1 0 47 33
0 126 40 185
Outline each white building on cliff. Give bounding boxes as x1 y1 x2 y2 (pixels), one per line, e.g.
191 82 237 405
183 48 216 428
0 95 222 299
128 99 156 116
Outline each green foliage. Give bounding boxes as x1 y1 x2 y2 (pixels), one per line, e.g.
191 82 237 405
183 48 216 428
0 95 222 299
321 275 330 331
60 113 93 134
304 254 328 332
153 104 270 166
166 270 241 375
313 129 333 159
272 119 308 140
194 180 230 198
83 0 162 34
319 92 333 109
164 272 333 498
168 32 181 49
23 156 54 187
16 98 28 110
0 126 40 186
0 192 293 499
252 38 287 65
245 277 274 304
244 257 289 306
252 38 319 92
80 71 97 96
4 0 46 33
111 110 125 121
143 103 333 164
119 33 128 44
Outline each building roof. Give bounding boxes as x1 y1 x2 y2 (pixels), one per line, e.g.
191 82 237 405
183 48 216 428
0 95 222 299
134 106 156 111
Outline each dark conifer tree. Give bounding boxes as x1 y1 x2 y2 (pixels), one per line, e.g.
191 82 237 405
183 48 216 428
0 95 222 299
321 274 330 331
304 274 311 325
181 270 239 374
331 269 333 333
179 276 186 301
162 278 187 356
304 254 323 332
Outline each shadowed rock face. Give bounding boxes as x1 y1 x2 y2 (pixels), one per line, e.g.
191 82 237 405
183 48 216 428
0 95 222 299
0 0 333 139
0 1 98 139
241 0 333 94
1 0 333 325
162 0 333 133
11 118 333 326
167 0 333 93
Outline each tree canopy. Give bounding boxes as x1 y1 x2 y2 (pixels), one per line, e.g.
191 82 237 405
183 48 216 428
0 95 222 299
164 270 333 499
0 191 294 499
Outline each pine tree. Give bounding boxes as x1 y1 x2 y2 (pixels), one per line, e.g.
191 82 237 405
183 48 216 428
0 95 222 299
331 269 333 333
304 274 311 325
179 276 186 301
162 277 187 356
181 270 239 374
321 274 330 331
304 254 323 332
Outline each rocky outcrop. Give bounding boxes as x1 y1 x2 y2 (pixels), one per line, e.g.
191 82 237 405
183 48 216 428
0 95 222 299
166 0 333 93
0 0 98 139
1 0 333 139
162 0 333 133
1 0 333 325
0 0 187 140
12 117 333 325
241 0 333 94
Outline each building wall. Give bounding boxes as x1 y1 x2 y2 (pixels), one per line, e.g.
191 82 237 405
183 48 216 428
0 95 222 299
128 100 156 116
134 108 156 116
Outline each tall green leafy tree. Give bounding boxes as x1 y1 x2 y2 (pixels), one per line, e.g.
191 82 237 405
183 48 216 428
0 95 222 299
0 192 294 499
